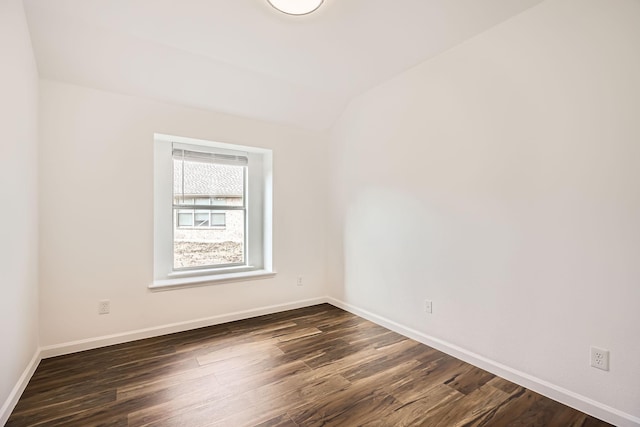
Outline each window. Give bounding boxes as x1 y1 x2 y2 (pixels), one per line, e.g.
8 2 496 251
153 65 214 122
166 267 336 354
153 134 274 289
172 148 245 269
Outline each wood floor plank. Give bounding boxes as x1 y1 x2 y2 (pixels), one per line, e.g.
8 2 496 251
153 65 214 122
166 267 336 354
412 384 511 426
207 373 350 427
115 362 223 401
293 391 401 427
383 356 469 405
339 343 426 383
7 389 116 426
195 340 284 366
25 370 225 427
199 350 301 382
18 351 199 408
468 387 546 426
214 358 310 388
486 375 524 394
276 326 323 343
360 384 464 427
288 380 399 427
444 364 496 395
252 413 298 427
305 338 418 381
7 304 613 427
131 393 252 427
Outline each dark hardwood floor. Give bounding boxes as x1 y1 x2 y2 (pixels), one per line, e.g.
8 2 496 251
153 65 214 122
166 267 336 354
8 304 612 426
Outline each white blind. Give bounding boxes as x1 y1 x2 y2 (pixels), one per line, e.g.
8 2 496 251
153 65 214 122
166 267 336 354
172 148 248 167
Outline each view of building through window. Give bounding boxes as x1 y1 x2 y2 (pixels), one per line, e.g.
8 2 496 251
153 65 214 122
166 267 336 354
172 153 246 269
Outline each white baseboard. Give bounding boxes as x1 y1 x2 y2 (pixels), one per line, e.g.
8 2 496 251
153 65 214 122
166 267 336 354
327 297 640 427
0 349 42 426
40 297 328 358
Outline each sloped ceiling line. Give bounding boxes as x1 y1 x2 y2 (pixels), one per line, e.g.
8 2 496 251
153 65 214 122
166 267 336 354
24 0 543 130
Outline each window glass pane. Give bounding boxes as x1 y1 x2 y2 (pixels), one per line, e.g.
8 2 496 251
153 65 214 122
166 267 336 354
211 197 230 207
177 211 193 227
173 159 244 206
211 212 226 227
174 210 244 269
194 211 210 227
174 197 193 204
223 196 244 207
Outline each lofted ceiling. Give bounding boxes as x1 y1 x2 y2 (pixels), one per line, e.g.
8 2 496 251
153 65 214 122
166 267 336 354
23 0 542 130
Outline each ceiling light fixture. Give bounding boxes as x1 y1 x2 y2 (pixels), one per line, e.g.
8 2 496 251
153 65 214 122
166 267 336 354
267 0 324 15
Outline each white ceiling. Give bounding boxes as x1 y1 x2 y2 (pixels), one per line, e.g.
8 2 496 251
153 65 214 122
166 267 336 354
23 0 542 130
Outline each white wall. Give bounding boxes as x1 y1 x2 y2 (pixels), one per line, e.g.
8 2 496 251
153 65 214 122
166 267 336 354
328 0 640 423
0 0 40 419
38 80 327 347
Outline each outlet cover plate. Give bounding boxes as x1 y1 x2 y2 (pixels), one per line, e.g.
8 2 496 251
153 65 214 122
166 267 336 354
590 347 609 371
99 300 110 315
425 300 433 314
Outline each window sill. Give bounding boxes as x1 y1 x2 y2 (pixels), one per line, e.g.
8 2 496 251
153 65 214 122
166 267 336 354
149 269 276 291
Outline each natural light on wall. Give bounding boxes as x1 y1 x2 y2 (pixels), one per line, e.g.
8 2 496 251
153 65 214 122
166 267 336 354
267 0 324 15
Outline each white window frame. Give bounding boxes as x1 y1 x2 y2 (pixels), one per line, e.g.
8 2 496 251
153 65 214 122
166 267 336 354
152 133 275 290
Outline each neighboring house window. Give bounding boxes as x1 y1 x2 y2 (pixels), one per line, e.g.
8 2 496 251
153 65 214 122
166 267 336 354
176 210 226 228
174 197 230 228
153 134 274 288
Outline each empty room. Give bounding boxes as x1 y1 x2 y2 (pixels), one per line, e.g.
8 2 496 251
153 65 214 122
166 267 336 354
1 0 639 425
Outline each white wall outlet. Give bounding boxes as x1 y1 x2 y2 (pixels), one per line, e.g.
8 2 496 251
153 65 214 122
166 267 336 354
296 276 303 286
590 346 609 371
99 299 110 315
424 300 433 314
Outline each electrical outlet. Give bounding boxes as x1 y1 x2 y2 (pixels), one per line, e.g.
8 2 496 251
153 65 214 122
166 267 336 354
297 276 303 286
99 300 110 315
424 300 433 314
590 347 609 371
